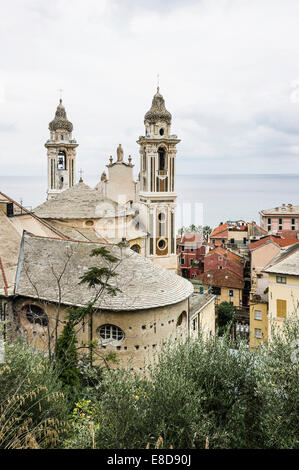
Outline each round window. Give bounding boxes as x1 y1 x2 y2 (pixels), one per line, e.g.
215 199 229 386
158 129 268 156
99 324 125 344
158 212 166 222
23 304 48 327
157 239 166 250
159 128 164 136
85 220 94 226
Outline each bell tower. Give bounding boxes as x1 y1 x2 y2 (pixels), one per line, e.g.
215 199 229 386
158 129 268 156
137 88 180 272
45 99 78 200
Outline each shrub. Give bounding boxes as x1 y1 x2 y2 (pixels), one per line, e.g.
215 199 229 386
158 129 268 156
0 339 71 448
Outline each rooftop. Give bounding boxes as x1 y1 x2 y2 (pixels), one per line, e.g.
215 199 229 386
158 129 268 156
263 242 299 276
249 235 299 251
260 203 299 216
15 234 193 311
190 293 215 316
33 182 135 219
197 269 244 289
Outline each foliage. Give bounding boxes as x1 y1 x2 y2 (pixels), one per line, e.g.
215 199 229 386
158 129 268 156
64 317 299 449
0 339 70 449
55 320 79 388
217 301 236 336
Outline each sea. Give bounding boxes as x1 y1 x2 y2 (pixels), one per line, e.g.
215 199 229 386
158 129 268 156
0 174 298 230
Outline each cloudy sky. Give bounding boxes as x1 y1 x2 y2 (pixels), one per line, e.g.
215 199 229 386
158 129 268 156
1 0 299 181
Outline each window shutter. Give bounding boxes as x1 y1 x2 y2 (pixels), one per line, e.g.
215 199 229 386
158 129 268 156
276 299 286 318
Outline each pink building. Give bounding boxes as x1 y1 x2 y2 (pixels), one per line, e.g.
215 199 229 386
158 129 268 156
260 203 299 235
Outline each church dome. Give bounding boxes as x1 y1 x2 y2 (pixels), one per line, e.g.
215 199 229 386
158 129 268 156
144 87 172 125
49 99 73 132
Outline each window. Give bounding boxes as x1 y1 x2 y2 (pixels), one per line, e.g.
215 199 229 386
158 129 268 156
219 266 223 270
218 257 222 261
177 311 187 327
158 147 166 170
181 257 185 265
276 276 286 284
268 218 271 224
191 247 194 252
279 218 282 225
190 258 193 265
255 328 262 339
268 225 271 231
254 310 262 320
23 304 48 327
158 212 166 222
181 245 185 251
131 244 141 253
159 128 164 136
199 286 204 294
99 324 125 344
229 289 234 297
191 273 196 279
57 150 66 170
85 220 94 226
292 218 295 230
230 238 234 244
212 286 221 295
192 317 197 331
212 239 215 244
276 299 287 318
157 239 166 250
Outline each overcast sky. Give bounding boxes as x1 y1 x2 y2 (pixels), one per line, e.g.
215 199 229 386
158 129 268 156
1 0 299 181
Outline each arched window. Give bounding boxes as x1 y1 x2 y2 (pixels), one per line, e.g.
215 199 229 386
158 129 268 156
158 147 166 170
57 150 66 170
98 324 125 345
23 304 48 327
177 311 187 327
159 128 164 136
131 244 141 253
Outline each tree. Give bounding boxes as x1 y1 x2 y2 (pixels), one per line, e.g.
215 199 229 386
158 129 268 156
203 226 212 242
178 224 202 235
65 316 299 449
55 320 79 388
217 301 236 336
20 243 121 367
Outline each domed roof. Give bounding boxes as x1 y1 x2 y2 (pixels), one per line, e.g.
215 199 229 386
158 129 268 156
49 99 73 132
144 87 172 125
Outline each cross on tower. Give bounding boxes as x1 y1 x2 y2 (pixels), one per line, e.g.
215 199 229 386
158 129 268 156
58 88 63 101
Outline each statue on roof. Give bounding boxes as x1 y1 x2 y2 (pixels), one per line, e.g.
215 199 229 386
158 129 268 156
117 144 124 162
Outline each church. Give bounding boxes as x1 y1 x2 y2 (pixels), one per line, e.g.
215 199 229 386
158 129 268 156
34 87 180 272
0 88 206 370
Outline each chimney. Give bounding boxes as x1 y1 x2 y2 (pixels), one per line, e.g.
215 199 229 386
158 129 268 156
6 202 14 217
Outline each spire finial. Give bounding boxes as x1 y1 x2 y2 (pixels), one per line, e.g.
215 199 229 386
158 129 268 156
157 73 160 93
58 88 63 103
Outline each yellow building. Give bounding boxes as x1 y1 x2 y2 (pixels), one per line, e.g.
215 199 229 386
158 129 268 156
263 243 299 341
249 297 268 348
197 270 244 308
189 294 216 340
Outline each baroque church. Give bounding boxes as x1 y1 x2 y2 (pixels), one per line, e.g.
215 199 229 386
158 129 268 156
0 88 216 370
34 88 180 272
